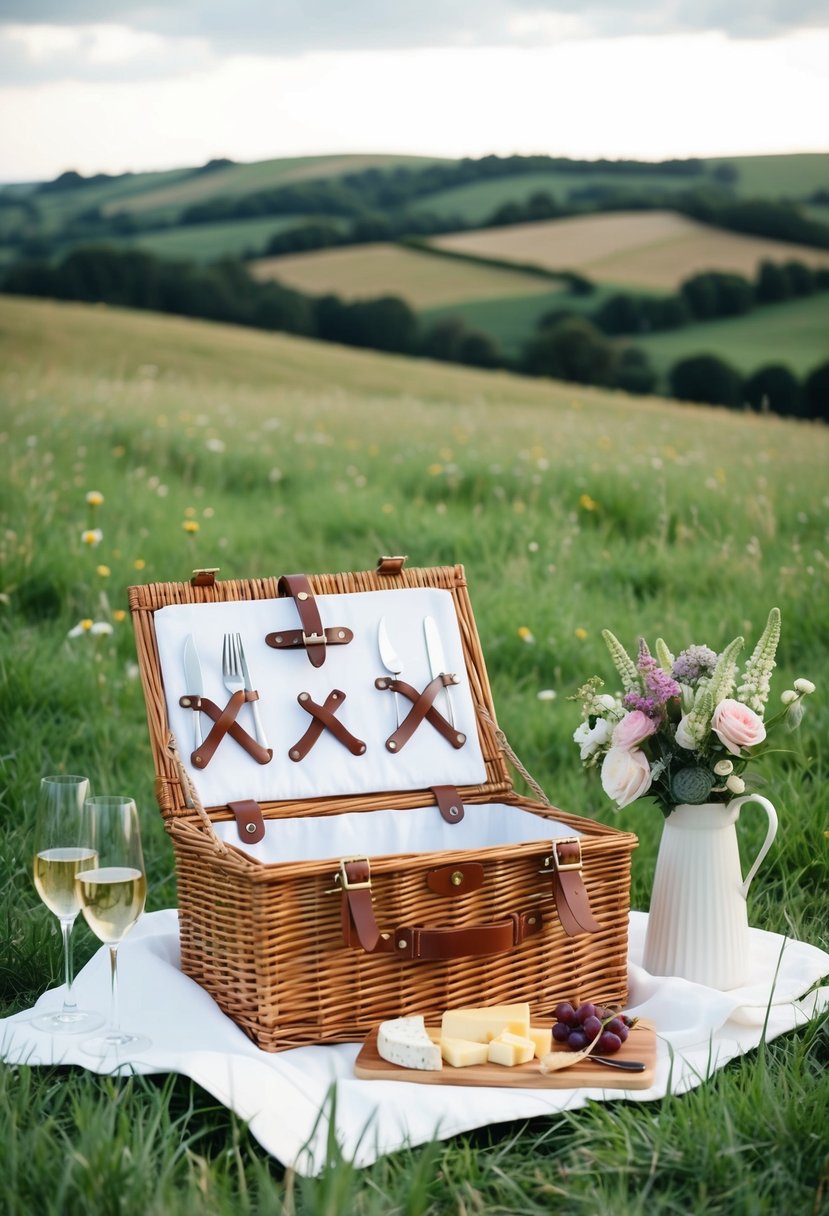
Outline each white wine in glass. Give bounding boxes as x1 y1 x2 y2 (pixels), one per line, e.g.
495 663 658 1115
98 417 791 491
31 775 105 1034
77 796 151 1059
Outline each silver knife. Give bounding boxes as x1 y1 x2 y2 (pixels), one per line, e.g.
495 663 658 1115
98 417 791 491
183 633 204 750
236 632 269 750
423 615 455 728
377 616 403 728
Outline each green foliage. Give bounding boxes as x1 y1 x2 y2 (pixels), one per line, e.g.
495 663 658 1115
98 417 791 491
0 295 827 1213
669 354 744 407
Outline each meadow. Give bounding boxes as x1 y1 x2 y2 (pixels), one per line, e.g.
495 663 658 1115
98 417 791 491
0 295 827 1214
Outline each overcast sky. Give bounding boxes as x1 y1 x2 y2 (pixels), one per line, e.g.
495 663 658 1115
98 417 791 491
1 1 827 180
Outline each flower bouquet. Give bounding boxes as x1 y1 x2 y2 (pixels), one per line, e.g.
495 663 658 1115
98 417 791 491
573 608 814 816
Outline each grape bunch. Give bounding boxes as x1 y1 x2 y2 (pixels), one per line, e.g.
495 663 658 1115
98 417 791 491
552 1001 635 1055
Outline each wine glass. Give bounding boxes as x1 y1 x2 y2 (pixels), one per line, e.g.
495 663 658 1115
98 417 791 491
76 795 151 1059
31 775 105 1034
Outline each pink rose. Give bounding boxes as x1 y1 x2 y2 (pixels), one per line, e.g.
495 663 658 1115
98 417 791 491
711 698 766 755
612 710 657 750
601 746 653 809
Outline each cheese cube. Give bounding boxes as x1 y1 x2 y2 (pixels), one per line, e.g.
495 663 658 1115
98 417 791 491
527 1025 553 1059
440 1037 490 1067
487 1031 535 1067
440 1002 531 1044
377 1016 442 1071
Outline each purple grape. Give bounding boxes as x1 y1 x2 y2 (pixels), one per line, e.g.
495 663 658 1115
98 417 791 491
582 1015 602 1039
606 1017 628 1040
553 1002 576 1026
552 1022 571 1043
568 1029 588 1051
575 1003 596 1023
598 1030 623 1055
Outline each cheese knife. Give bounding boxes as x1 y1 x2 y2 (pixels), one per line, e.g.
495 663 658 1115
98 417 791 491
423 615 455 728
377 616 403 728
183 633 204 750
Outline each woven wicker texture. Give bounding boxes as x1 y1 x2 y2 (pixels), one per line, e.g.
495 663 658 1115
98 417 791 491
130 563 637 1051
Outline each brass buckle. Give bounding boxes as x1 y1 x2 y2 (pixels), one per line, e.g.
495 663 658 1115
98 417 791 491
539 837 583 874
302 631 327 647
327 856 372 894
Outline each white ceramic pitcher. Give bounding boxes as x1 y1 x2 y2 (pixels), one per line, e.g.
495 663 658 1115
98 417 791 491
642 795 778 990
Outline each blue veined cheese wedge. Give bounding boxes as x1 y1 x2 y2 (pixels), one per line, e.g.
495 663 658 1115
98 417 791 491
376 1015 443 1071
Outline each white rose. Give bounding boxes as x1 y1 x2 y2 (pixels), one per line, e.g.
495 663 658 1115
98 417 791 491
726 774 746 794
675 715 699 750
573 717 612 761
714 758 734 776
601 746 653 809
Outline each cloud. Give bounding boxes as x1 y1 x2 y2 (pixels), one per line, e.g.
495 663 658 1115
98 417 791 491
0 0 826 86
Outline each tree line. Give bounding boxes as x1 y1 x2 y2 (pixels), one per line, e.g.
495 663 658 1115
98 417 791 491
3 243 826 420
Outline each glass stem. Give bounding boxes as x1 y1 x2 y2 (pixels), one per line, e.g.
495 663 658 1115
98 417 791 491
60 917 77 1013
108 945 120 1036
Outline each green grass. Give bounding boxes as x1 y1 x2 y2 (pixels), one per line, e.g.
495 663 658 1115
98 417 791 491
107 215 326 263
632 293 829 379
419 284 664 358
710 152 829 199
1 295 827 1213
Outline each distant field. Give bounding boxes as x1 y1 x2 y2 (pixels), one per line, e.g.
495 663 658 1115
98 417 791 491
22 167 194 232
111 215 324 262
250 243 560 308
104 153 446 218
632 293 829 379
412 170 699 225
418 284 663 358
709 152 829 198
432 211 829 290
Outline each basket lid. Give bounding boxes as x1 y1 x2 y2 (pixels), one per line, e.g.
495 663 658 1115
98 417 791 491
129 562 512 820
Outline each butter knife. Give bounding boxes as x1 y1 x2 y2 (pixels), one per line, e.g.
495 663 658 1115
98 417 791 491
377 616 403 728
183 633 204 750
423 615 455 728
236 632 269 750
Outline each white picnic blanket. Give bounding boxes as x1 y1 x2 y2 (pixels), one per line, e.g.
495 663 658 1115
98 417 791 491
1 910 827 1176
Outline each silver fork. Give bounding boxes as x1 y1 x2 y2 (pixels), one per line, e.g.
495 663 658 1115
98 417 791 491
222 632 245 700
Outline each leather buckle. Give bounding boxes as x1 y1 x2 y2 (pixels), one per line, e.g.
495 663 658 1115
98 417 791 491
302 630 327 647
327 856 372 893
540 837 583 874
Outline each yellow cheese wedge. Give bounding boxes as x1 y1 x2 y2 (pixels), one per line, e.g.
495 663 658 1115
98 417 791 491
487 1031 535 1066
527 1025 553 1059
440 1002 531 1044
440 1036 491 1067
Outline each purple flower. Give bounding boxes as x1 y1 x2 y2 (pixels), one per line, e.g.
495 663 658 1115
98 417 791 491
626 639 681 719
672 645 717 684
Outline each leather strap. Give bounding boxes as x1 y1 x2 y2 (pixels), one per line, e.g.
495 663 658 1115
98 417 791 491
376 555 408 576
432 784 465 825
265 625 352 651
376 674 466 752
180 692 273 768
227 799 266 844
542 839 602 936
277 574 327 667
337 858 380 952
288 689 367 761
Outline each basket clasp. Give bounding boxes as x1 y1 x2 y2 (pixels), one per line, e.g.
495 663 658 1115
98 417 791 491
327 855 372 894
539 837 583 874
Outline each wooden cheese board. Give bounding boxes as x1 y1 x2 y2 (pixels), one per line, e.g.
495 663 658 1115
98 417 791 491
354 1020 657 1090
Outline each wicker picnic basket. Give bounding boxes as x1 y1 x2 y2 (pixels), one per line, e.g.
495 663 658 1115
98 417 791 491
129 559 637 1052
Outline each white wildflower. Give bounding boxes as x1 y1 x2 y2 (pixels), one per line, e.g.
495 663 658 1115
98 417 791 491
793 678 815 695
714 759 734 776
736 607 780 713
780 690 798 706
537 689 557 702
90 622 113 636
573 717 612 761
726 774 746 794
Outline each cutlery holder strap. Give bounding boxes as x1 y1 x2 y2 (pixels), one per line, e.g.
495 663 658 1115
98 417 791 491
289 689 367 761
179 691 273 768
265 625 353 652
277 573 327 667
376 674 466 752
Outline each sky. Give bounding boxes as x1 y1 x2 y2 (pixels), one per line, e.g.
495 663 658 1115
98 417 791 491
1 1 827 182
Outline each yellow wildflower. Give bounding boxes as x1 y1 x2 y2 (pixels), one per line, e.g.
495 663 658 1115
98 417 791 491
96 565 111 577
81 529 103 546
518 626 536 644
575 627 589 640
579 494 599 512
85 490 104 507
182 520 200 534
428 463 443 476
184 506 197 517
113 609 127 622
133 558 146 570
